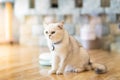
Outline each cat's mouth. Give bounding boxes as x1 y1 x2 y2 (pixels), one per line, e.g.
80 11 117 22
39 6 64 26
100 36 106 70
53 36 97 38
49 36 52 39
48 36 56 42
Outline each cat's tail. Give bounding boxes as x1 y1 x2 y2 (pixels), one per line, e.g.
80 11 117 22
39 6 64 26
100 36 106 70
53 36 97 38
89 62 107 74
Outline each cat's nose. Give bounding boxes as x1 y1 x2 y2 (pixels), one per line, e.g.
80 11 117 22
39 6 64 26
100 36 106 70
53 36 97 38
49 34 51 36
49 35 51 38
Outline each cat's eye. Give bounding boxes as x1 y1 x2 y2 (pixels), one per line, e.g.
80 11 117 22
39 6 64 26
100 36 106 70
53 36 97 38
51 31 55 34
45 31 48 34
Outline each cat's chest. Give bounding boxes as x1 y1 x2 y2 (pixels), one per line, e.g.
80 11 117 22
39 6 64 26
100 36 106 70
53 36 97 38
52 44 68 53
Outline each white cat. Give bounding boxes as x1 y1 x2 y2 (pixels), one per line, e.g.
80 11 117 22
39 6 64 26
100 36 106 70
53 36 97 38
44 22 107 75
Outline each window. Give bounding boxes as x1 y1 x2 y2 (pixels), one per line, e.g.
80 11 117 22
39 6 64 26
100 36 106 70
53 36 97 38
42 15 56 23
64 15 72 24
116 14 120 22
51 0 58 8
119 24 120 29
98 13 107 22
42 15 47 23
75 0 83 8
0 3 6 8
29 0 35 8
101 0 110 8
99 13 107 17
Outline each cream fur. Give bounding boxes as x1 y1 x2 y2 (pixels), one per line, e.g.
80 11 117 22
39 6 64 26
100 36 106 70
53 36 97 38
44 22 107 75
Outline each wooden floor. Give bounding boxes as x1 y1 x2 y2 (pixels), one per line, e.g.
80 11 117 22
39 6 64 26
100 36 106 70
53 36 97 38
0 45 120 80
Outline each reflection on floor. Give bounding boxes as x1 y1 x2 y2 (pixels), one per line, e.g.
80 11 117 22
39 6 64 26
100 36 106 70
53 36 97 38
0 45 120 80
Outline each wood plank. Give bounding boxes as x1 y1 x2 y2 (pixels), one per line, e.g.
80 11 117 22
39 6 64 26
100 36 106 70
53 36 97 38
0 45 120 80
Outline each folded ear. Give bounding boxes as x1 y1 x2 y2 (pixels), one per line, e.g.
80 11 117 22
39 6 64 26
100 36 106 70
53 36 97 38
60 21 64 25
58 21 64 29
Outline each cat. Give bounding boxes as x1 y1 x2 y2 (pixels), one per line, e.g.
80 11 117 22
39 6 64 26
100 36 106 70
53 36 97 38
43 22 107 75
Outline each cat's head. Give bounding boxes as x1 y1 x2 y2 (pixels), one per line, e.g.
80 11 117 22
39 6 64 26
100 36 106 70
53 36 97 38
43 22 64 43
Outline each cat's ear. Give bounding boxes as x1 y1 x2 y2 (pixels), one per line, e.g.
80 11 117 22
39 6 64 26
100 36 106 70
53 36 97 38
60 21 64 25
58 21 64 29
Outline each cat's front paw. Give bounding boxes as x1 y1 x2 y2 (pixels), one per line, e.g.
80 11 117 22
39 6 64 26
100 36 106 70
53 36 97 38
48 69 56 74
56 70 63 75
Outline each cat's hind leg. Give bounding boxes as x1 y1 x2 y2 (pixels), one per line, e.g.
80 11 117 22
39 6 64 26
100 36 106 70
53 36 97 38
65 65 74 72
73 68 85 73
65 65 86 73
65 66 85 73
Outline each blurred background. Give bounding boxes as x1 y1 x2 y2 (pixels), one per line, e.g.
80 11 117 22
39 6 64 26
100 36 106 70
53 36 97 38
0 0 120 52
0 0 120 80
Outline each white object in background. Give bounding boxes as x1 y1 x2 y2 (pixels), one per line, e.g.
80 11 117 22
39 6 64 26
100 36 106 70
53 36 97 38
80 24 96 40
32 25 41 36
39 52 52 66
